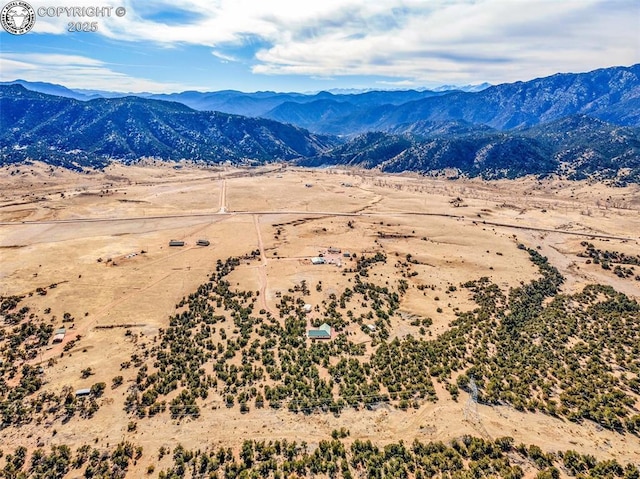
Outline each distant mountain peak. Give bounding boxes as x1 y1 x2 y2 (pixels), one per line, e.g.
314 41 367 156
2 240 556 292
430 82 492 92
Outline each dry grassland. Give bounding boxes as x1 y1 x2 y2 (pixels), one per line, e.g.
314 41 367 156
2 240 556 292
1 161 639 475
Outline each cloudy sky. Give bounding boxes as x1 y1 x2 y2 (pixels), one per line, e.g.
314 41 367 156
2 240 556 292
1 0 638 93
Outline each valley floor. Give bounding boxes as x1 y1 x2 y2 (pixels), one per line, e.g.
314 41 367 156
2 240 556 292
0 161 639 478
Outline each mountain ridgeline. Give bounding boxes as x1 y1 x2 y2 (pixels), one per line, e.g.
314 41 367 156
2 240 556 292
1 64 639 182
300 116 640 182
0 85 336 169
300 63 640 135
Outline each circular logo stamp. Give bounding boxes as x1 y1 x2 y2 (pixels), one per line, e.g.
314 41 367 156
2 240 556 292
1 1 35 35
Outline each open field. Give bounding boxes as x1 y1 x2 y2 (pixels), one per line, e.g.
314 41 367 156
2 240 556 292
1 161 639 477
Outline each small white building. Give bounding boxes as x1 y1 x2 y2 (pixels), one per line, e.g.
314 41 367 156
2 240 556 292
303 304 312 313
311 257 325 265
53 327 66 343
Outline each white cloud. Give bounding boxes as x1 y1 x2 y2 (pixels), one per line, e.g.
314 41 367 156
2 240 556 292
0 53 199 92
16 0 640 85
211 50 238 63
376 79 420 87
250 0 640 84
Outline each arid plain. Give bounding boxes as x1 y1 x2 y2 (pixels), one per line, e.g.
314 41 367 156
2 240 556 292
1 161 639 477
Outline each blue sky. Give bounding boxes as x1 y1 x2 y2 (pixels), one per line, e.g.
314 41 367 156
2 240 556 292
1 0 638 93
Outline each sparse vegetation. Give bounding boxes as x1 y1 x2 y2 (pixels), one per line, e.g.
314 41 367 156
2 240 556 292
2 165 639 477
149 435 639 479
580 242 640 280
0 441 138 478
119 244 640 434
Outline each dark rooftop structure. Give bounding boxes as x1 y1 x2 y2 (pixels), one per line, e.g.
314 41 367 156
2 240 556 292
169 240 185 247
196 239 210 246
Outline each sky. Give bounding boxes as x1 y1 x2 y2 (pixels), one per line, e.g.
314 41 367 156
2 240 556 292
0 0 639 93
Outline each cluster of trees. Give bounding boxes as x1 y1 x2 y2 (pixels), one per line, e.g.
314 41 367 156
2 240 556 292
0 441 140 478
421 247 640 432
308 274 402 342
123 257 244 418
0 379 107 428
0 321 53 366
121 245 640 433
1 295 29 325
0 294 53 368
124 252 414 417
366 246 639 429
1 435 638 478
353 252 387 277
0 294 108 428
155 435 640 479
579 241 640 280
0 294 64 428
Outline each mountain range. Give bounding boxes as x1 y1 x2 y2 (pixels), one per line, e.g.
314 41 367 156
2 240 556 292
269 64 640 135
1 64 639 182
299 116 640 182
1 80 452 122
0 85 335 169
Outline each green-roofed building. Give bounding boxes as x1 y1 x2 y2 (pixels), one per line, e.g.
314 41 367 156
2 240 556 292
307 323 332 340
